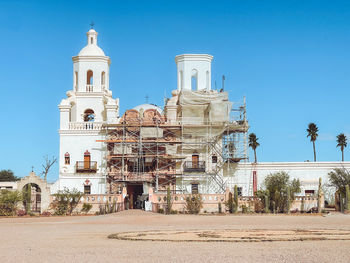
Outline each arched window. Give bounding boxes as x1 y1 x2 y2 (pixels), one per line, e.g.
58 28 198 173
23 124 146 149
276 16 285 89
65 152 70 165
87 70 93 84
191 69 198 91
84 109 95 122
86 70 93 92
101 71 106 85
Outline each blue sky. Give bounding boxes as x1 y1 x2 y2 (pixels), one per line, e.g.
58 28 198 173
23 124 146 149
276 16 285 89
1 0 350 181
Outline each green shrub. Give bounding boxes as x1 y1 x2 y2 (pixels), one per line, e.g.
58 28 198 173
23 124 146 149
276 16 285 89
81 203 93 214
185 194 203 214
241 204 248 214
256 171 301 213
51 187 84 215
0 190 22 216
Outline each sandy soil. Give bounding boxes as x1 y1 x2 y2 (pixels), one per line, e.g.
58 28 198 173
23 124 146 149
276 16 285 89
1 211 350 263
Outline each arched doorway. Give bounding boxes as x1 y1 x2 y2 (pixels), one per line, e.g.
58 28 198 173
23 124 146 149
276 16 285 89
22 183 41 213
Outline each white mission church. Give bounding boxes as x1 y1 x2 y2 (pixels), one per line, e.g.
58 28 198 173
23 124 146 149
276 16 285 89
48 28 349 199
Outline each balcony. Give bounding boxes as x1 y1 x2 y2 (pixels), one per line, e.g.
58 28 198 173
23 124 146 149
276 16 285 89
183 161 205 173
69 122 102 130
86 85 94 92
76 161 97 173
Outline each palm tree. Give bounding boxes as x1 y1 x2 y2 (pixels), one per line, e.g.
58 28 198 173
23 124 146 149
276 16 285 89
336 133 347 162
306 123 319 162
248 133 260 163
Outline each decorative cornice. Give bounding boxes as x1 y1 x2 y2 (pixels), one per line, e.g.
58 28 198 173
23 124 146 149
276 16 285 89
72 55 111 65
175 54 213 63
236 161 350 170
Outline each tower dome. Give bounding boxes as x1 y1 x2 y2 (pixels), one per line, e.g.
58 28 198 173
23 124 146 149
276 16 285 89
78 29 105 56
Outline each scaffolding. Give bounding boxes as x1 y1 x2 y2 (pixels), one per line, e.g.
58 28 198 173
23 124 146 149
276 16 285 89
99 92 249 194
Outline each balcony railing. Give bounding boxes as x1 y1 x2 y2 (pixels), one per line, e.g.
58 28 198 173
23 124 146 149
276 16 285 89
76 161 97 173
183 161 205 172
86 85 94 92
69 122 103 130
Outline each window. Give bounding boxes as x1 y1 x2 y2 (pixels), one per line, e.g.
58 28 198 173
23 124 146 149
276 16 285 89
84 109 95 122
101 71 105 85
305 190 315 195
64 152 70 165
237 187 242 196
191 69 198 91
192 154 199 168
212 155 217 163
191 183 199 194
84 185 91 195
87 70 93 85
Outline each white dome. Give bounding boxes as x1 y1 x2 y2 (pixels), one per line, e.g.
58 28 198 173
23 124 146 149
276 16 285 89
133 104 163 114
78 29 106 56
78 45 105 56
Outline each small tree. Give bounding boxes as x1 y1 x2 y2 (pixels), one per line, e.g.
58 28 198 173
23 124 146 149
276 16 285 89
0 170 19 182
0 190 22 216
51 188 84 215
185 194 203 214
328 168 350 197
41 156 57 181
262 171 301 213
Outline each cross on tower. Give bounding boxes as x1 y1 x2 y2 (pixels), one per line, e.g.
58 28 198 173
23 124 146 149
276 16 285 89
31 166 34 172
145 95 149 104
90 21 95 29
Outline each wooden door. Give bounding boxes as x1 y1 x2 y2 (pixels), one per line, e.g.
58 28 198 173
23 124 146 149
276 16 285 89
84 153 91 169
192 155 199 169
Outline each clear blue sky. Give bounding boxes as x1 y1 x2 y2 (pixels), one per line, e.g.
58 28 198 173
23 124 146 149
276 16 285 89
1 0 350 182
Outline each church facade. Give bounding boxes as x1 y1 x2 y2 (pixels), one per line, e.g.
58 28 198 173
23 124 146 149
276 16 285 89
55 28 350 205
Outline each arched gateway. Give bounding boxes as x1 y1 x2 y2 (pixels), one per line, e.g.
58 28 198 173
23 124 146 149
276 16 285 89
17 172 51 214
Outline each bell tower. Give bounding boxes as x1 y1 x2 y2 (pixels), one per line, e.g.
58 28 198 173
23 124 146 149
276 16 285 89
57 28 119 194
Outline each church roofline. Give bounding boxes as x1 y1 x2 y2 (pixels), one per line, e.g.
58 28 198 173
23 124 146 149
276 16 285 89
72 55 111 64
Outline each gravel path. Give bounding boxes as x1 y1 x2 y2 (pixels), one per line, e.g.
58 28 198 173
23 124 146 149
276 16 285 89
1 210 350 263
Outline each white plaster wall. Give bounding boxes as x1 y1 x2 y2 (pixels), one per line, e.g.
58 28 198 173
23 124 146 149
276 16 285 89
230 162 350 196
175 54 213 91
58 177 106 194
75 96 106 122
59 133 105 174
73 59 109 93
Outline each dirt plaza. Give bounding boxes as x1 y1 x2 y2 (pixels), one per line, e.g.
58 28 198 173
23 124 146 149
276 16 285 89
1 211 350 263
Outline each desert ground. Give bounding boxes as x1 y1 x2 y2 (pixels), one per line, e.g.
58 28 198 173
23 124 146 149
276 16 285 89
1 211 350 263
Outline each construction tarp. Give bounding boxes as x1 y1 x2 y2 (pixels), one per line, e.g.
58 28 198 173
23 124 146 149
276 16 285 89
179 90 232 123
140 127 163 138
